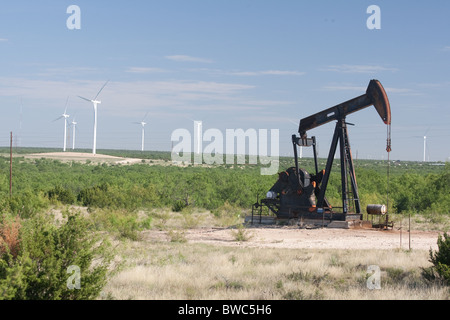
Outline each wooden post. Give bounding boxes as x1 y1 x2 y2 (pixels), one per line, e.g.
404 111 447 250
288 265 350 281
409 213 411 250
10 132 12 198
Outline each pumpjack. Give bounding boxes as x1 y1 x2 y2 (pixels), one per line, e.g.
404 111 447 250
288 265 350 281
254 79 391 222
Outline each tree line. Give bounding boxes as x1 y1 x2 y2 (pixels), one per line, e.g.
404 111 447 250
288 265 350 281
0 156 448 217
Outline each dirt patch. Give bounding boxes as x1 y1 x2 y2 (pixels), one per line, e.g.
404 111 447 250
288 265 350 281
145 226 442 251
22 152 143 165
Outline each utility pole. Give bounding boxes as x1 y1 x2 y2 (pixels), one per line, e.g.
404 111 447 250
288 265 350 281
10 132 13 198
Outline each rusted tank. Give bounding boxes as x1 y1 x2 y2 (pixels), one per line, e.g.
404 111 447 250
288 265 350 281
366 204 387 215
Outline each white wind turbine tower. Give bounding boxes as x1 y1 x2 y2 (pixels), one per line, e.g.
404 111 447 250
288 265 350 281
134 112 148 152
184 117 202 155
78 80 109 155
423 135 427 162
71 117 78 150
53 97 70 152
415 127 430 162
194 120 202 154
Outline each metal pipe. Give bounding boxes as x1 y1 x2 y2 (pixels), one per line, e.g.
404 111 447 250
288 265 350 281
312 136 319 175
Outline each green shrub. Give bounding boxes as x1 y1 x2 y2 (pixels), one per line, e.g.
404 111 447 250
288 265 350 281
46 186 76 205
0 211 114 300
172 200 187 212
168 229 187 243
422 232 450 285
5 191 49 219
77 183 111 208
88 209 141 240
139 215 153 230
231 224 253 242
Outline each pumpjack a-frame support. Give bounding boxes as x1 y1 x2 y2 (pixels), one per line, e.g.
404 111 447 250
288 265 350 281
317 117 360 214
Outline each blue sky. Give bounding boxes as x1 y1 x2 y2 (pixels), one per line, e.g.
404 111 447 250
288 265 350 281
0 0 449 161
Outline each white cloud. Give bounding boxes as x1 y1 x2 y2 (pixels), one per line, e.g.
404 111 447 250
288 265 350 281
165 55 214 63
322 64 398 74
417 81 450 88
184 68 305 77
384 87 415 94
0 77 256 117
322 85 366 91
125 67 169 74
442 46 450 52
0 38 8 42
228 70 305 76
239 115 298 124
322 84 416 95
37 66 99 77
239 100 294 106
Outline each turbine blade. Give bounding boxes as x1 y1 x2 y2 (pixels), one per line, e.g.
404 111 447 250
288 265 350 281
78 95 92 102
64 96 69 113
53 116 63 122
94 80 110 100
142 111 149 122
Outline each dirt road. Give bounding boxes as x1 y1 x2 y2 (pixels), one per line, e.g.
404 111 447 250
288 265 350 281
147 226 442 251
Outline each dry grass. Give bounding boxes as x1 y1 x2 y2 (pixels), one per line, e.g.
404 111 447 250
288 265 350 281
0 215 22 258
101 238 449 300
372 213 450 232
57 207 446 300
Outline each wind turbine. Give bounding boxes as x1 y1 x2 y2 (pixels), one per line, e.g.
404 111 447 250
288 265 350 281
194 120 202 154
71 117 78 150
53 96 70 152
78 80 109 155
423 135 427 162
414 127 430 162
183 116 203 156
133 112 148 152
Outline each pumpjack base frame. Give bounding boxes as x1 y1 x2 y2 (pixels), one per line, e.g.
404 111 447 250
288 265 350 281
251 199 365 228
246 214 372 229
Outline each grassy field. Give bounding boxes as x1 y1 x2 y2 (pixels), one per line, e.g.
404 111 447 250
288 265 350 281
102 231 448 300
1 148 448 300
92 208 449 300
